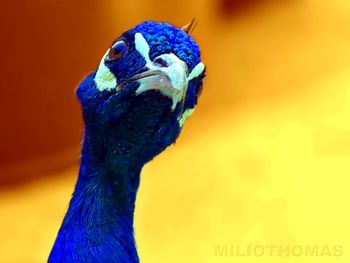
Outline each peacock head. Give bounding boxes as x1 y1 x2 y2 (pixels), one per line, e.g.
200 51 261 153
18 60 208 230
76 21 205 164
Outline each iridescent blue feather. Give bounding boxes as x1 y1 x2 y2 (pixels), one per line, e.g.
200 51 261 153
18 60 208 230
49 21 205 263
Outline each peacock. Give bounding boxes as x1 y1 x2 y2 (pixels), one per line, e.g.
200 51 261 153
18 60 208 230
48 20 205 263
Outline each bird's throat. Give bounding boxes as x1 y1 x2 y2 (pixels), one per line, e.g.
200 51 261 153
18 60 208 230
49 133 141 263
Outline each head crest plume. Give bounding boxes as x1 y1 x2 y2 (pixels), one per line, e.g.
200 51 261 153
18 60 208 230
182 18 198 34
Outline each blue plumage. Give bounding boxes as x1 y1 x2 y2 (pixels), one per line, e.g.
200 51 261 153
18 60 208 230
49 21 205 263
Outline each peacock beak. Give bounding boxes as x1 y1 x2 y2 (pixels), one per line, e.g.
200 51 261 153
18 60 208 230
118 32 205 112
116 52 189 111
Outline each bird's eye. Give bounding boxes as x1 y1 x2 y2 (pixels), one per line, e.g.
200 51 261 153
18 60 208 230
153 57 169 67
106 40 128 61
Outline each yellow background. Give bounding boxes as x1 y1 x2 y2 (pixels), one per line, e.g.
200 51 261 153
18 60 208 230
1 0 350 262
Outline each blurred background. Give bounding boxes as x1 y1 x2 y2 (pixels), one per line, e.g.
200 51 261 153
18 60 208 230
1 0 350 262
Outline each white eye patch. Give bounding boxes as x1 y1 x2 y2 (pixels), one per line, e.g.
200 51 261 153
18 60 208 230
178 108 195 127
134 32 205 112
187 62 205 81
94 49 117 91
135 33 152 64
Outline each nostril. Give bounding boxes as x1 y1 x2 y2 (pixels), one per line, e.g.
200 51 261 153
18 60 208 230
153 57 169 67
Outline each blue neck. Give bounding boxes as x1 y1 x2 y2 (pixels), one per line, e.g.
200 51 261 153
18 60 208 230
49 131 141 263
49 72 182 262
